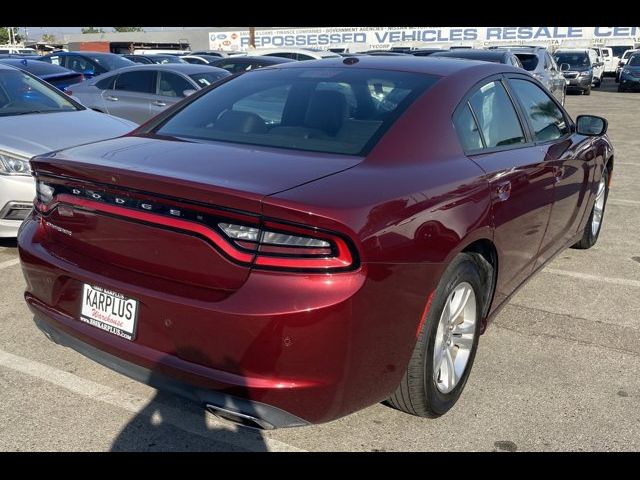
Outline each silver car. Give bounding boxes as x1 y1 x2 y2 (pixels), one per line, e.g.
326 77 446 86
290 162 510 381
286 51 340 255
0 64 136 237
68 64 231 124
491 46 567 105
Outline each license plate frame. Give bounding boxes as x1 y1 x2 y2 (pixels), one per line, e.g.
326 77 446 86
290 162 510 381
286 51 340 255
80 284 139 341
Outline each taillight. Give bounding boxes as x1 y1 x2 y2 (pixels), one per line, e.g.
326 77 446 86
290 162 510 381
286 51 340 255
32 180 358 273
218 220 355 271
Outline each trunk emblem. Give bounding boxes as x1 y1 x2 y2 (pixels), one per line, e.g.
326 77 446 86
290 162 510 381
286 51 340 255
72 189 81 195
115 198 126 205
141 203 153 210
91 193 101 200
169 209 181 217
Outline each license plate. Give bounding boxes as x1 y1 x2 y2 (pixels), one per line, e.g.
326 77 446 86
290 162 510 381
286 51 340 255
80 284 139 341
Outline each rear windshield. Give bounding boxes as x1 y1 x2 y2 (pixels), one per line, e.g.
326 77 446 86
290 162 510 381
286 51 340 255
514 53 539 71
155 67 438 155
89 54 134 70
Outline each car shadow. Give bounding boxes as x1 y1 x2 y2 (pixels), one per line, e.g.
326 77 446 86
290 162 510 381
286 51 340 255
0 238 17 248
110 351 271 452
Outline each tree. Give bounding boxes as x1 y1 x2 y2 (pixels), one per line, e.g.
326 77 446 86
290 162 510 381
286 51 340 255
113 27 144 33
0 27 21 45
81 27 104 34
41 33 57 44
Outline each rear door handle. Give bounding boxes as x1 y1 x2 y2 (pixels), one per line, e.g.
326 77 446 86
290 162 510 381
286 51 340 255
105 95 118 101
152 101 167 107
494 181 511 202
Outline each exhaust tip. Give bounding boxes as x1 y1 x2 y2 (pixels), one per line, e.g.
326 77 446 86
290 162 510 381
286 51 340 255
205 404 275 430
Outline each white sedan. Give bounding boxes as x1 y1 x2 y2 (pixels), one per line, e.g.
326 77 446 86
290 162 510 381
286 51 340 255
0 64 136 237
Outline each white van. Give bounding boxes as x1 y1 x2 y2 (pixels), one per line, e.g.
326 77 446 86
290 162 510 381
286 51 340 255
0 46 38 55
592 47 614 75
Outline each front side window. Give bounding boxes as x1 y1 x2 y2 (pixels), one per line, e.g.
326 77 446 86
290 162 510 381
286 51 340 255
158 71 193 98
628 55 640 67
508 79 569 142
468 80 525 148
154 67 438 155
115 71 156 94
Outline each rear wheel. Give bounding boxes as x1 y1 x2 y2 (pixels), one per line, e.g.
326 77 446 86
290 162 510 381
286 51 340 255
572 168 609 249
618 85 625 92
387 253 484 417
583 85 592 95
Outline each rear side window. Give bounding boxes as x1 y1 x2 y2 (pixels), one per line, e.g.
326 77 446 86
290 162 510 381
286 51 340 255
154 67 437 155
508 79 569 142
468 81 525 148
453 104 483 151
95 75 116 90
115 71 156 93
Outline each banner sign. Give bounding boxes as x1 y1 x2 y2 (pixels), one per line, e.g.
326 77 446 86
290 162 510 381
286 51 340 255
209 27 640 52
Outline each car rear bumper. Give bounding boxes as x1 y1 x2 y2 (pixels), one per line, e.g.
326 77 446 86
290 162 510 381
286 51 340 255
32 315 308 429
19 213 444 425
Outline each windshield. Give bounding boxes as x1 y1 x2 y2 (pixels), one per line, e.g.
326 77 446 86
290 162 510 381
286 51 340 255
89 54 134 70
188 71 231 88
155 67 438 156
623 50 638 60
554 52 589 68
611 46 633 57
0 69 80 117
628 55 640 67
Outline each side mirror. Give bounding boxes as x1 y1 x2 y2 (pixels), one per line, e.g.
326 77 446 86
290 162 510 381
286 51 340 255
182 89 197 97
560 63 570 71
576 115 608 136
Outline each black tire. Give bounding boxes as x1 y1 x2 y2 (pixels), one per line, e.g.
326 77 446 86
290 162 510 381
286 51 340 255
617 85 625 92
572 168 609 250
584 85 591 95
387 253 484 417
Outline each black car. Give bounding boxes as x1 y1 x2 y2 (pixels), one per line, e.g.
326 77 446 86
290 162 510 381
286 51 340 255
0 57 85 91
122 54 186 65
204 55 295 73
618 53 640 92
431 49 523 68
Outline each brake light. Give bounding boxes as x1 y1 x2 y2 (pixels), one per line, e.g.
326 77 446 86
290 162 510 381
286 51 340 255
33 180 358 273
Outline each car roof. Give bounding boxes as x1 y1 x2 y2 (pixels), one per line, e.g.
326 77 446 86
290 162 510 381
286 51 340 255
248 48 340 58
213 55 295 64
90 63 229 77
255 55 522 77
0 58 75 74
431 50 511 62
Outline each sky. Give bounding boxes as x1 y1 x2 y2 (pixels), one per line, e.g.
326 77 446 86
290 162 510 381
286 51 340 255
20 27 204 41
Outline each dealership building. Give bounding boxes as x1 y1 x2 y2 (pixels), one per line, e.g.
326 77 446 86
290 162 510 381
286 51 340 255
42 27 640 54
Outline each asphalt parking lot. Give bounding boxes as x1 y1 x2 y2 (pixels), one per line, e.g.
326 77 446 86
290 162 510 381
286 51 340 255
0 77 638 452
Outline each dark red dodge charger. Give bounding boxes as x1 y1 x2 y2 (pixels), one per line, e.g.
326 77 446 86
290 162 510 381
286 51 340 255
18 56 613 429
